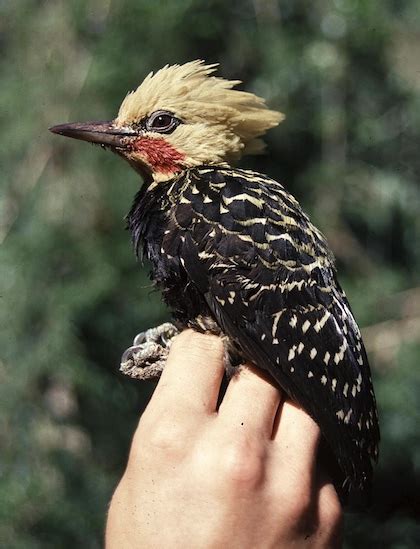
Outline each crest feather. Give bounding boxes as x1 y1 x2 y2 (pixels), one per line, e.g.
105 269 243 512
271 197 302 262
116 60 284 159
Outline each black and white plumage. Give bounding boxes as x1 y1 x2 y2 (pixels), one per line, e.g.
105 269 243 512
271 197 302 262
127 165 380 498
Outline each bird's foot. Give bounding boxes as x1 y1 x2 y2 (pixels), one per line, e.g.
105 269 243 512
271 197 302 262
120 322 180 380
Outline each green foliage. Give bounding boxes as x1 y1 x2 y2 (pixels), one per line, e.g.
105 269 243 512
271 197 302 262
1 0 419 546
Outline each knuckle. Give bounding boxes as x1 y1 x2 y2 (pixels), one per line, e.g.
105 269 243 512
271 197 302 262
281 488 313 525
132 416 187 462
148 421 186 453
219 438 265 490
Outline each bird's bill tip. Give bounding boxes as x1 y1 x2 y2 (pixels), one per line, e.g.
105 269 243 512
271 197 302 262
49 120 111 136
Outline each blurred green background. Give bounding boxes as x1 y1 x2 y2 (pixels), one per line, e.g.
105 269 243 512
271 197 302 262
1 0 420 547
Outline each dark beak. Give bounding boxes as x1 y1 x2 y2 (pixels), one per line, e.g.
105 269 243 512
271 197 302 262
49 121 135 148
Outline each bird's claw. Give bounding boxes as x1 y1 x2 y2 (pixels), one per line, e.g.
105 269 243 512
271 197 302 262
120 322 179 380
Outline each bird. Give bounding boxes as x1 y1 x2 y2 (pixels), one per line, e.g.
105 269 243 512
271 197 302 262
50 60 379 501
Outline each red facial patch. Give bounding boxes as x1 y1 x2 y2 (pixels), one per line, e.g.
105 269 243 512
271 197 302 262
131 137 185 175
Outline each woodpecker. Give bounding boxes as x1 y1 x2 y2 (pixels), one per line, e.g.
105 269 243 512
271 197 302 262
50 61 379 500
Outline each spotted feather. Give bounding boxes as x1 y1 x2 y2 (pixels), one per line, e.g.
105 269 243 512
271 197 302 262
127 165 380 498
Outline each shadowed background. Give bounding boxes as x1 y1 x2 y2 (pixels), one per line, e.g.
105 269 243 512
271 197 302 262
1 1 420 547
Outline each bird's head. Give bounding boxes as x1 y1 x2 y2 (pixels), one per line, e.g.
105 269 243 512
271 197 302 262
50 60 284 182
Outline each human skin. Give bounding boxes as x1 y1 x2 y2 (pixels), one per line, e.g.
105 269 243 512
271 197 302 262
106 330 343 548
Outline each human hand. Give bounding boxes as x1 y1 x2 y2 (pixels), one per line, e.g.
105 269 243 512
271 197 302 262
106 330 342 548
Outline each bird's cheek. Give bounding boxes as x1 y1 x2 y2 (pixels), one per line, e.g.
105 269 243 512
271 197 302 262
127 136 186 176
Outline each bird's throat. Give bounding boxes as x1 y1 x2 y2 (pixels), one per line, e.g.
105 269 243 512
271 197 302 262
128 136 186 181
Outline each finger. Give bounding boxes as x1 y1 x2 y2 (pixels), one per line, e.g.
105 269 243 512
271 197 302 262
271 400 321 484
218 364 282 437
315 475 343 547
151 329 226 414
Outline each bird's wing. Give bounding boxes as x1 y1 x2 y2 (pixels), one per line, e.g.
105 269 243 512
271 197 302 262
164 166 379 493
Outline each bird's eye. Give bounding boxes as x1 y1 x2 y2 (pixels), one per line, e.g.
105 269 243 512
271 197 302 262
146 111 180 133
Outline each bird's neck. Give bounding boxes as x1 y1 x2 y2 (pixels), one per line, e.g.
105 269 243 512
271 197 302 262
148 161 231 186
